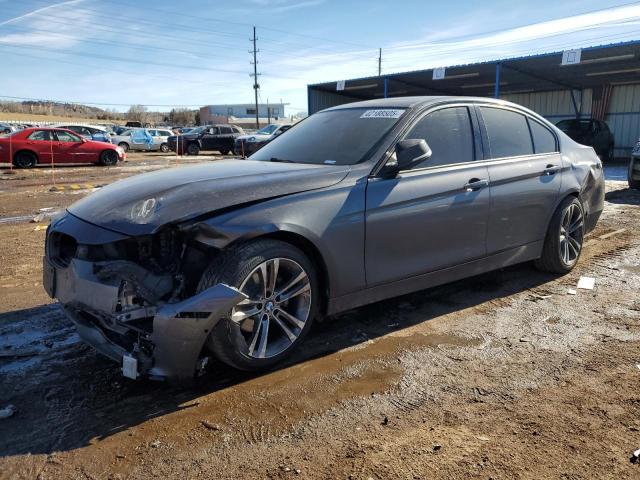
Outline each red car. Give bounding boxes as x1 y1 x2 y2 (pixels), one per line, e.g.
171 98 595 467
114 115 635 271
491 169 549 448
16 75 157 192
0 127 126 168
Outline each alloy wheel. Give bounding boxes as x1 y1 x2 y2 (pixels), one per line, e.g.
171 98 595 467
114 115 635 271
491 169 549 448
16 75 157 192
231 258 312 359
559 203 584 266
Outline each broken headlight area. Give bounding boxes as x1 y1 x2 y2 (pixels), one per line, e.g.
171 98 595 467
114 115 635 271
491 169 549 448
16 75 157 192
44 214 246 382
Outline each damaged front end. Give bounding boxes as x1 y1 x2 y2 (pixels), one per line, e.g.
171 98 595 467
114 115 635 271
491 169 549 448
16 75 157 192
43 213 246 382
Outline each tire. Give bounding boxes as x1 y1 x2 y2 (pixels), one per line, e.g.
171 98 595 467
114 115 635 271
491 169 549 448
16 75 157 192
187 143 200 156
534 196 585 274
13 151 37 168
118 142 129 152
198 239 319 371
2 129 10 134
160 143 169 153
219 149 229 156
99 149 119 166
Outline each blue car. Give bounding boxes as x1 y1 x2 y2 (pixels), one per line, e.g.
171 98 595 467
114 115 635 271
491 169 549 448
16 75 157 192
58 125 113 144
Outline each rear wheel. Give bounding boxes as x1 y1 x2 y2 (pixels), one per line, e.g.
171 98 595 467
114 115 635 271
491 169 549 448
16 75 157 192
535 196 585 274
117 142 129 152
187 143 200 155
13 151 37 168
219 149 230 155
199 239 318 371
160 143 169 153
99 149 119 166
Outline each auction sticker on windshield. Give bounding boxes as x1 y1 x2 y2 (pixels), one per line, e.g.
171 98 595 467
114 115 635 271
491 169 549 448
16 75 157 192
360 109 404 119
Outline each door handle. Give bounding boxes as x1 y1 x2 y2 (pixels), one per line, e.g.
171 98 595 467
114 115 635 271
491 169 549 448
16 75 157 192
463 178 489 192
543 164 561 175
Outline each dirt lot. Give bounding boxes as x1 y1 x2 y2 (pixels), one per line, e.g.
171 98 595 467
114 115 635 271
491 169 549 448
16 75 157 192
1 156 639 479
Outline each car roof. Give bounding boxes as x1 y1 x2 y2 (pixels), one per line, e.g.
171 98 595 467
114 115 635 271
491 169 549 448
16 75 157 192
323 95 522 112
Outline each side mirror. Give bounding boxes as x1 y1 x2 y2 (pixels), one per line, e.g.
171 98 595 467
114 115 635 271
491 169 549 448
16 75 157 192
382 139 432 176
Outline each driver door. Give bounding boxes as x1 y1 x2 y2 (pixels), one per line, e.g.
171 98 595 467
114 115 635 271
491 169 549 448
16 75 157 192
365 105 490 286
53 130 92 163
201 127 220 150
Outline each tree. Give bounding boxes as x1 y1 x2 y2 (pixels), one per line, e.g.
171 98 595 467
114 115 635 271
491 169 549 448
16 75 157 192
127 104 148 123
169 108 196 126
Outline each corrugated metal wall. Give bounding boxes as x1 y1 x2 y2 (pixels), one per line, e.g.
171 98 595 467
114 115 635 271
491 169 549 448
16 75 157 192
504 86 640 156
308 89 361 114
605 84 640 155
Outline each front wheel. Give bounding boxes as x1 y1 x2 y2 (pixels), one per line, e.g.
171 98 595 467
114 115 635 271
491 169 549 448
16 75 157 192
535 196 585 274
160 143 169 153
199 239 318 371
187 143 200 155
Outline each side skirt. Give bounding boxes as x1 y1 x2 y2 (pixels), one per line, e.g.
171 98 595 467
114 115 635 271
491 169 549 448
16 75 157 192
327 241 543 316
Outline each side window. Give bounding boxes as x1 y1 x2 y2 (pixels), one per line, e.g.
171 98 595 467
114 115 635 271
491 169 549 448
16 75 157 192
220 126 233 134
480 107 534 159
55 130 82 142
28 130 52 141
209 127 219 135
528 119 557 154
404 106 474 168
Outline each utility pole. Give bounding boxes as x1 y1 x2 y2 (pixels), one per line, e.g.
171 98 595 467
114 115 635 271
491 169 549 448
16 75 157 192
378 48 382 76
250 26 261 129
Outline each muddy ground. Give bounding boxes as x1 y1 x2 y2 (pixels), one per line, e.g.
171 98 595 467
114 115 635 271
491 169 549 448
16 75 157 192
0 156 639 479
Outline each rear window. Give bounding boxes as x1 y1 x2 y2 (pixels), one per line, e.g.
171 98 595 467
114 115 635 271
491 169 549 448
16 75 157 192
28 130 52 141
528 119 557 154
480 107 533 159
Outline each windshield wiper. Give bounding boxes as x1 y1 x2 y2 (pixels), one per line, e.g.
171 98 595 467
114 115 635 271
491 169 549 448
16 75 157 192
269 157 295 163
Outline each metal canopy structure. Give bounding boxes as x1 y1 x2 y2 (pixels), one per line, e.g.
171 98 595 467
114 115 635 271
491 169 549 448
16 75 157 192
307 40 640 115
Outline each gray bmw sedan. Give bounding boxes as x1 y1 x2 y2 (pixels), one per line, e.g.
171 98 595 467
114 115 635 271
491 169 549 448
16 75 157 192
43 96 604 382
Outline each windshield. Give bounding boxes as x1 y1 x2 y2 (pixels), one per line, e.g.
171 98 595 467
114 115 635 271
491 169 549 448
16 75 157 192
251 108 406 165
257 124 279 135
187 126 207 135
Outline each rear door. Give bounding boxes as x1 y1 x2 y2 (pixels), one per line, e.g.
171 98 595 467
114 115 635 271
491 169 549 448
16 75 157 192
218 126 234 152
365 104 491 286
477 106 562 254
25 130 54 163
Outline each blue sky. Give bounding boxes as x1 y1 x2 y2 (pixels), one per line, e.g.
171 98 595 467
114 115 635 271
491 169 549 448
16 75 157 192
0 0 639 114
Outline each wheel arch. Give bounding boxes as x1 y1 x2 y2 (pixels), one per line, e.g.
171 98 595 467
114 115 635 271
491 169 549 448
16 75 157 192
251 230 330 317
13 149 38 164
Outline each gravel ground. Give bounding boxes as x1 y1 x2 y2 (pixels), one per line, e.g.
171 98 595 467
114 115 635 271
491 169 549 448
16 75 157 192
0 156 639 479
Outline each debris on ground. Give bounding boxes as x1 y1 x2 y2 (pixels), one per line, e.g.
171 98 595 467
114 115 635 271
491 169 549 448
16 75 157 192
567 288 577 295
577 276 596 290
201 420 221 431
631 448 640 464
0 405 16 419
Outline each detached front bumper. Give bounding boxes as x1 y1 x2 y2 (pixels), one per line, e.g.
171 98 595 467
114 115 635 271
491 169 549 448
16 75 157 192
44 214 246 382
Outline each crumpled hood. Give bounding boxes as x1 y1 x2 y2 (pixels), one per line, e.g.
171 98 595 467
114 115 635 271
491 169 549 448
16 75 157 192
68 160 350 236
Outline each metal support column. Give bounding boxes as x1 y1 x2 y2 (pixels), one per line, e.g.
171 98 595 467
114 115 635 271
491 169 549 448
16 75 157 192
494 63 501 99
570 89 580 119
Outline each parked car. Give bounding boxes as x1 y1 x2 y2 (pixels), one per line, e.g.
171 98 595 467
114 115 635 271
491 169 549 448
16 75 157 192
57 124 113 143
0 127 125 167
234 124 292 156
43 97 604 383
112 128 174 152
125 121 143 128
167 124 244 155
0 123 19 134
629 139 640 189
556 119 615 161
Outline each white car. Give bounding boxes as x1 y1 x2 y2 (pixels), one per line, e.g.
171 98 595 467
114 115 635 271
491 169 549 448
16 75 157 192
112 128 174 152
